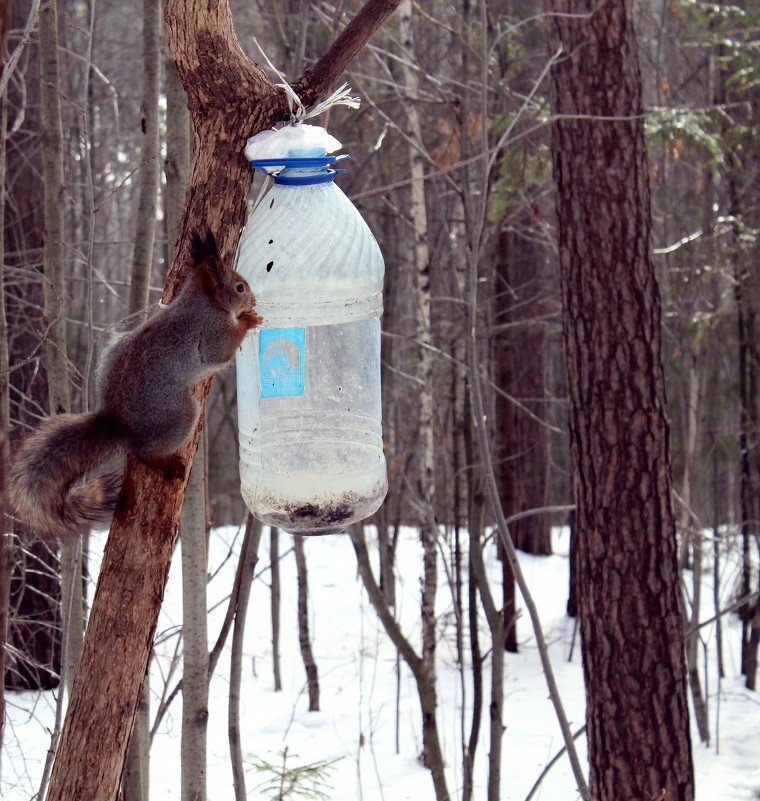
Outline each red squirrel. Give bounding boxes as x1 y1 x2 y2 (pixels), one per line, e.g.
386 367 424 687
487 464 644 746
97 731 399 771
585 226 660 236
8 227 263 541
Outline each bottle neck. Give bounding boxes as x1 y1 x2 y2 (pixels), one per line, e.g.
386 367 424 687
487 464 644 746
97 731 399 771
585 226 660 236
250 153 348 186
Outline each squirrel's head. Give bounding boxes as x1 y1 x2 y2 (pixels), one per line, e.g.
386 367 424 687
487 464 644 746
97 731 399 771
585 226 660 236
190 227 261 324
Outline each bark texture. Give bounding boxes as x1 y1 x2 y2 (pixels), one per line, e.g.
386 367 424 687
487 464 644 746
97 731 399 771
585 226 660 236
545 3 695 800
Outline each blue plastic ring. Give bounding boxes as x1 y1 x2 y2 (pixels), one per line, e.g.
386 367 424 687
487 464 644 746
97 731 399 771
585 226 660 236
273 169 348 186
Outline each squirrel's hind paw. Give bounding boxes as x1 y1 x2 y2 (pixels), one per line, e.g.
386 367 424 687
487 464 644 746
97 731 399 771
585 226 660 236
138 452 188 482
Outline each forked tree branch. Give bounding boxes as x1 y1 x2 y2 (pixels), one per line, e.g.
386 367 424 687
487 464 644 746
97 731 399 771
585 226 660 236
44 3 401 800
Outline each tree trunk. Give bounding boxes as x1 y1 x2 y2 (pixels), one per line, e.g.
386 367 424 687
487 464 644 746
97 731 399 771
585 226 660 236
350 526 449 801
180 437 209 801
270 527 282 691
732 146 760 687
462 557 482 801
39 1 67 417
44 4 402 798
0 21 10 745
545 3 695 800
462 397 484 801
167 31 194 801
122 681 150 801
163 0 191 261
229 515 262 801
122 0 177 801
3 2 60 696
293 535 319 711
679 357 709 743
466 428 505 801
377 518 396 607
39 0 84 697
494 219 551 558
128 0 161 322
398 1 438 706
746 605 760 692
469 525 505 801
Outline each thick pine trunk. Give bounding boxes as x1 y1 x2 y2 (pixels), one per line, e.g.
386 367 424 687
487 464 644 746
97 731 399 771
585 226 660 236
545 3 695 800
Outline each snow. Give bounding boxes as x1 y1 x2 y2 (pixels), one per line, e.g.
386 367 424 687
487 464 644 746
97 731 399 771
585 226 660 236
3 526 759 800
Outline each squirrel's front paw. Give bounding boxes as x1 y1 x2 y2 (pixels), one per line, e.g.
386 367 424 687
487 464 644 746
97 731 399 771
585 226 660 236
238 310 263 330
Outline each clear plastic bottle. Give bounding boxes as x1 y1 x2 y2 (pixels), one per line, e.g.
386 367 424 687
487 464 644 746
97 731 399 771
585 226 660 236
235 142 387 535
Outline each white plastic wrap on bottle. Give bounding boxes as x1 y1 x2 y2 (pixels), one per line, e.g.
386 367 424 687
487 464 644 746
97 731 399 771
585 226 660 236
235 131 387 535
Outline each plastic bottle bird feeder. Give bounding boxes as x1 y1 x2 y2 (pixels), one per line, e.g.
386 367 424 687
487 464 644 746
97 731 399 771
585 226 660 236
235 124 388 535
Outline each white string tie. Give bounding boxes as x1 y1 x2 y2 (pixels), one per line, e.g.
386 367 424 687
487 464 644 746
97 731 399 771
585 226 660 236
252 37 360 124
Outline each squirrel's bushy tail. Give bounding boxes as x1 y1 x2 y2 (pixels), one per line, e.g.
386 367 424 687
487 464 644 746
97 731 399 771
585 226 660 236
9 412 125 541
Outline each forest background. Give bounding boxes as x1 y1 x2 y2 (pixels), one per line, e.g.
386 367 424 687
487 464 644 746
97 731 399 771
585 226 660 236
0 1 759 800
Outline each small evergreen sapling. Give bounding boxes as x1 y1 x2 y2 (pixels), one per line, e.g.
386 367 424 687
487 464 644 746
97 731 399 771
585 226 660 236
248 747 342 801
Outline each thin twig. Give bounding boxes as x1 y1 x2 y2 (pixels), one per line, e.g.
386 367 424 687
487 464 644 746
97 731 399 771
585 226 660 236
524 725 588 801
0 0 42 97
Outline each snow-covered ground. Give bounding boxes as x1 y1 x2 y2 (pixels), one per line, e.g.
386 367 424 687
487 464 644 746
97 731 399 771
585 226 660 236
3 526 759 800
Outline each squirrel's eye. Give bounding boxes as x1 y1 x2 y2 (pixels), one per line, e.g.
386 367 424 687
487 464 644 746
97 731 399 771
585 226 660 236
235 283 246 294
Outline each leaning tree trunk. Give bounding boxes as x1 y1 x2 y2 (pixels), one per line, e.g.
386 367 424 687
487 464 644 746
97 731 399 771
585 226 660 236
43 3 402 800
545 3 695 800
350 526 450 801
229 515 263 801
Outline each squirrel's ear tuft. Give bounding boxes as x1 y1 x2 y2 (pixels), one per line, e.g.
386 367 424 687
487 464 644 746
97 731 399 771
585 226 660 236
190 227 219 264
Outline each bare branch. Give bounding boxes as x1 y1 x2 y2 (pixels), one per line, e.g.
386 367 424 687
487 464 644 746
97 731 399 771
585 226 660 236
289 0 403 109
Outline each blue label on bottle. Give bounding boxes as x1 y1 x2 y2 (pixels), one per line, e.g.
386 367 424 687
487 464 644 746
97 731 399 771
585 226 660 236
260 328 305 398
